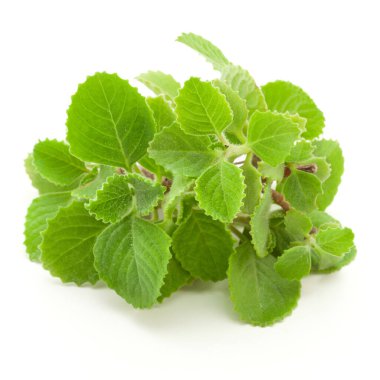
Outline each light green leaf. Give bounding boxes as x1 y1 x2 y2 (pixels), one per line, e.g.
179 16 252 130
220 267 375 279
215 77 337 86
250 185 273 258
138 154 165 176
300 157 331 182
172 210 234 281
275 246 311 280
247 111 300 166
228 242 301 326
177 32 229 71
261 80 325 139
286 140 314 162
148 123 218 177
33 139 87 186
25 154 78 194
147 96 176 131
93 215 171 308
137 71 180 100
314 245 356 273
158 255 192 302
195 160 245 223
313 140 344 210
221 64 267 112
241 159 262 214
86 175 133 223
175 77 232 136
315 227 354 256
67 72 155 169
282 112 307 134
126 173 165 216
41 201 106 285
257 161 285 181
24 192 73 262
72 166 116 199
309 210 340 229
284 209 312 240
213 79 248 140
277 170 323 213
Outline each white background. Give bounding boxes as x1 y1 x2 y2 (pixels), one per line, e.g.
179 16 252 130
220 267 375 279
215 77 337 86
1 0 379 378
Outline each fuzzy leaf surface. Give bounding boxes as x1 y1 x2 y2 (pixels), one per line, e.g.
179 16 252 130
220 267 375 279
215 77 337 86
315 227 354 256
242 160 262 214
275 246 311 280
137 71 180 100
284 209 312 240
147 96 176 131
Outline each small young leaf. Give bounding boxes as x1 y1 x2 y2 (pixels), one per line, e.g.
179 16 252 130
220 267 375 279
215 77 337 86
309 210 340 229
262 80 325 139
250 185 273 258
315 227 354 256
147 96 176 131
175 77 232 136
313 140 344 210
86 175 133 223
126 173 165 216
158 255 192 302
241 159 262 214
24 192 73 262
67 72 155 169
148 123 218 177
137 71 180 100
94 215 171 308
172 210 234 281
195 160 245 223
315 245 357 273
247 111 300 166
177 32 230 71
284 209 312 241
33 139 87 186
257 161 285 181
286 140 314 163
228 242 301 326
277 170 323 213
41 201 106 285
275 246 311 280
221 64 267 112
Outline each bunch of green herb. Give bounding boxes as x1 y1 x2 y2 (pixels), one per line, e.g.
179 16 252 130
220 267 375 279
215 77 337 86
24 33 355 326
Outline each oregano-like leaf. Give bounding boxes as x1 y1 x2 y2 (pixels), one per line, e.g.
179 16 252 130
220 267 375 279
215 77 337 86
137 71 180 100
146 96 176 131
275 246 311 280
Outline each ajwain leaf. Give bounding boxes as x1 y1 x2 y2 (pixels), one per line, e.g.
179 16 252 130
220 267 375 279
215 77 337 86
147 96 176 131
315 227 355 256
241 159 262 215
275 246 311 280
136 71 180 100
284 209 312 241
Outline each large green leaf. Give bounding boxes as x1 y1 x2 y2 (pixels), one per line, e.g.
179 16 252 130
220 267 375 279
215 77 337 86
24 192 73 262
41 201 106 285
247 111 300 166
313 140 344 210
175 77 232 136
195 160 245 223
172 210 234 281
261 80 325 139
33 139 88 186
93 215 171 308
136 71 180 100
67 72 155 169
228 242 301 326
286 140 314 163
148 123 218 177
146 96 176 131
284 209 312 241
275 246 311 280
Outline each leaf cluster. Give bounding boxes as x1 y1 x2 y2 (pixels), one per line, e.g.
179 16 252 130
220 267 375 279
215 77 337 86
24 33 355 326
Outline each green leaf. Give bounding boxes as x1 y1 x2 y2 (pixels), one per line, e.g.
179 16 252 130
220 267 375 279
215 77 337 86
313 140 344 210
250 185 273 258
93 215 171 308
158 255 192 302
126 173 165 216
277 170 322 213
195 160 245 223
175 77 232 136
67 72 155 169
213 79 248 140
72 166 116 199
257 161 285 181
41 201 106 285
315 245 356 273
284 209 312 240
286 140 314 162
33 139 87 186
241 159 262 214
148 123 218 177
86 175 133 223
228 242 301 326
315 227 354 256
309 210 340 229
24 192 73 262
25 154 78 194
172 210 234 281
247 111 300 166
275 246 311 280
305 157 331 182
177 32 229 71
261 80 325 139
146 96 176 131
136 71 180 100
221 64 267 112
